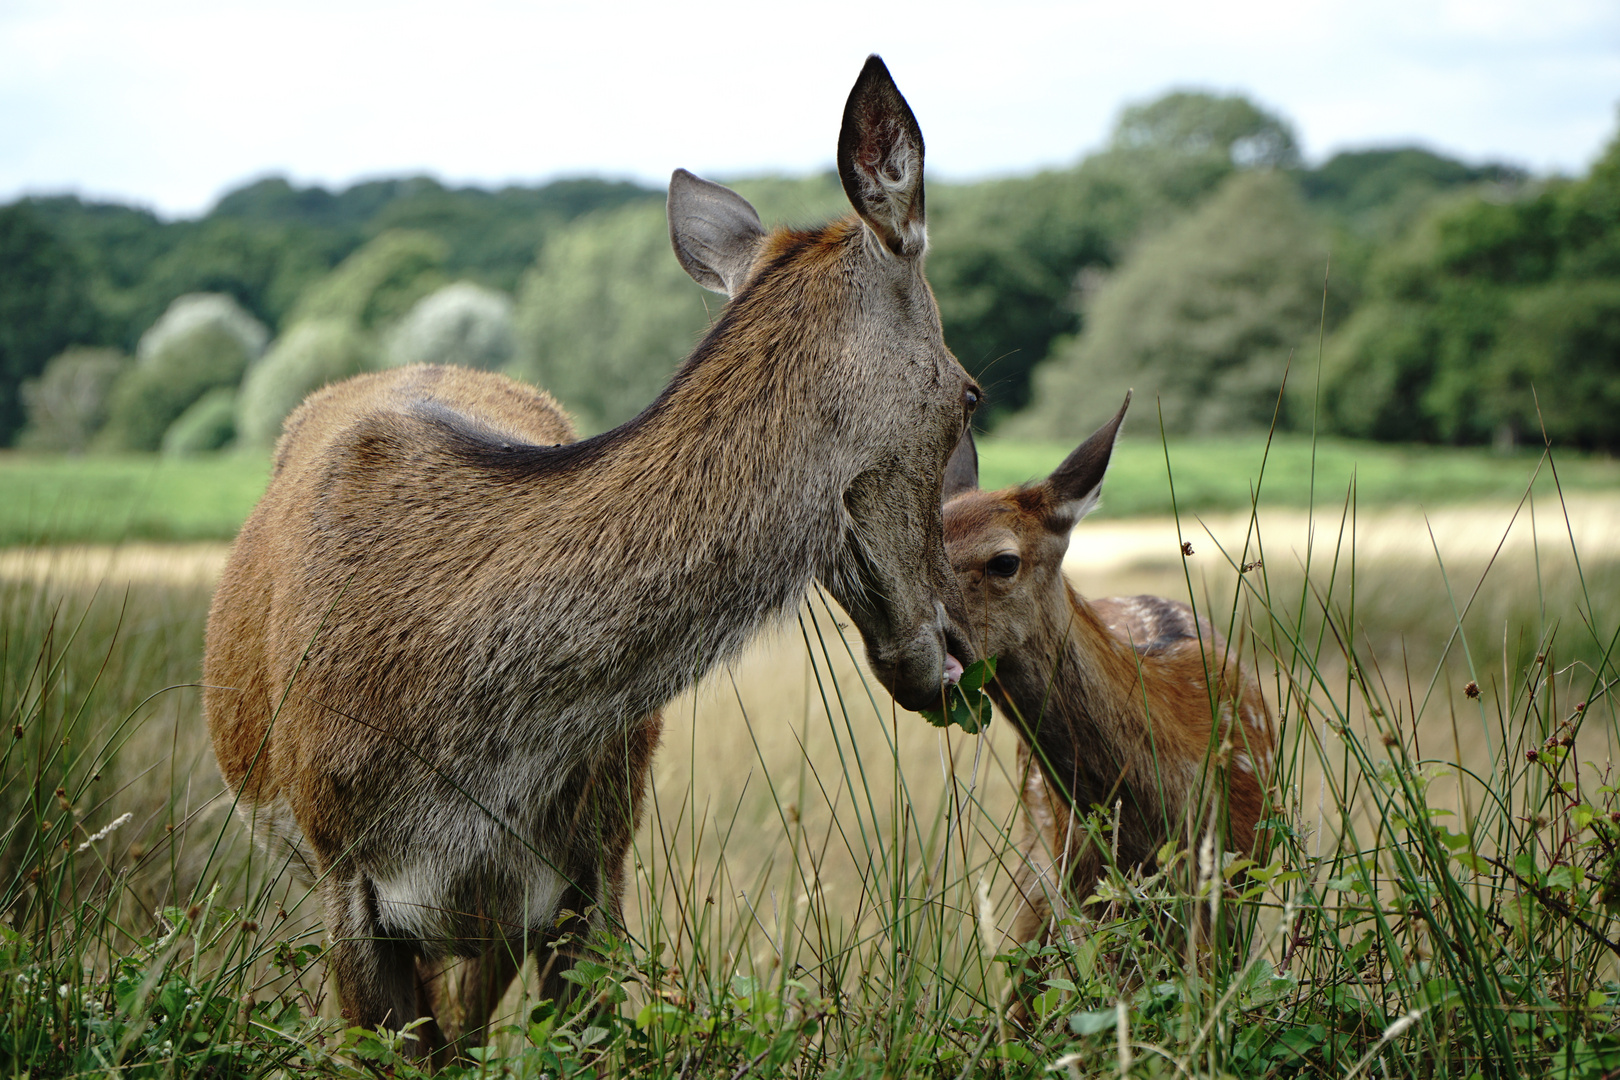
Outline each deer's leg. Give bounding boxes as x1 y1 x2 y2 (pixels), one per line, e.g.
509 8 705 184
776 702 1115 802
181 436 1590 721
426 945 522 1060
320 871 443 1057
531 713 663 1010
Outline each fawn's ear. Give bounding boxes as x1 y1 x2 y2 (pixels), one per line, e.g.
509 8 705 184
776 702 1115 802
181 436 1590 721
668 169 766 297
941 427 979 503
838 54 927 259
1043 392 1131 531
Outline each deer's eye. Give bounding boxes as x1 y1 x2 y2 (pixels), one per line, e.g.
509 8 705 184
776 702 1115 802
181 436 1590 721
963 387 980 413
986 553 1020 578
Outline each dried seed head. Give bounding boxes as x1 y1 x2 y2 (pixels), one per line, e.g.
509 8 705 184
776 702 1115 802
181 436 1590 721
1464 681 1480 699
1380 731 1400 748
1181 541 1195 557
1576 701 1587 713
1527 749 1540 762
241 921 258 934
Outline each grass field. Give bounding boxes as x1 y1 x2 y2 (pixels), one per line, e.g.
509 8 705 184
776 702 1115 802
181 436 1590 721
4 425 1620 1076
2 434 1616 546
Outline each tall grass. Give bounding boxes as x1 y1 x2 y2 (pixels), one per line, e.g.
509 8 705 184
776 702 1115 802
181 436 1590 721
1 449 1618 1076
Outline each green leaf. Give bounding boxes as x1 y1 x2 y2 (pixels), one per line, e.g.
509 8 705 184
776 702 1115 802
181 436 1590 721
1070 1007 1118 1036
1546 864 1581 891
918 656 998 733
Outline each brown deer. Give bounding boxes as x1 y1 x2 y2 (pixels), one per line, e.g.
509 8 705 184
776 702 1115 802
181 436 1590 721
941 394 1272 955
203 55 978 1054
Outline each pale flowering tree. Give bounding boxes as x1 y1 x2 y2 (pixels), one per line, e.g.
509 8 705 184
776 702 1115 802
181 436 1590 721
135 293 268 366
97 294 269 451
383 282 516 371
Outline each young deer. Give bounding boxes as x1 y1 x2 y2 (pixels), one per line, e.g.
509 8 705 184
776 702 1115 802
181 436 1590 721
941 395 1272 950
204 56 978 1054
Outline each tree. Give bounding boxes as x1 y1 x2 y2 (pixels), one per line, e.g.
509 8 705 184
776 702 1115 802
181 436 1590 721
1315 114 1620 448
236 319 374 447
1480 281 1620 449
510 203 714 433
288 230 448 330
16 347 127 452
96 294 266 451
926 90 1297 421
383 282 516 371
162 387 237 455
1111 90 1300 169
1012 171 1330 440
0 205 97 444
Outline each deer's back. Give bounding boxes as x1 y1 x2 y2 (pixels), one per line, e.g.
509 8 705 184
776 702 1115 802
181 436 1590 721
203 365 575 817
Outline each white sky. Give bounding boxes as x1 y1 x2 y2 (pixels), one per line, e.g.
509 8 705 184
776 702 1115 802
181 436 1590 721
2 0 1617 218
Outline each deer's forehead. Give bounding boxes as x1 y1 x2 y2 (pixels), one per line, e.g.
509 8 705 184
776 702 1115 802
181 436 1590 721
944 492 1045 548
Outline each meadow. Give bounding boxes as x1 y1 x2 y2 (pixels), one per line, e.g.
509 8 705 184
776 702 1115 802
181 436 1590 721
2 435 1620 1077
2 434 1618 547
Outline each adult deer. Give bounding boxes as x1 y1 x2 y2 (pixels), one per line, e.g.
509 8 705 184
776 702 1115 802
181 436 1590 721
204 55 977 1054
941 395 1271 953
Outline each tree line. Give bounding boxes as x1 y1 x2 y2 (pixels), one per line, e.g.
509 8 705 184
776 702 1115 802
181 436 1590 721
4 89 1614 454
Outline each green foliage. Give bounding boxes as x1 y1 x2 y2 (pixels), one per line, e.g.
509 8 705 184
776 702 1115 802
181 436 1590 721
1319 121 1620 449
161 387 237 456
919 657 996 733
214 174 660 294
1480 281 1620 449
1300 146 1525 237
16 346 127 452
288 230 447 331
929 91 1293 419
1014 171 1330 439
96 294 266 451
236 319 373 447
1113 88 1301 168
19 195 351 353
0 204 98 445
510 202 714 433
383 281 516 371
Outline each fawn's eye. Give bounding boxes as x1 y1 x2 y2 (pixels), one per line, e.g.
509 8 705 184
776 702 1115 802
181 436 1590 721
986 553 1020 578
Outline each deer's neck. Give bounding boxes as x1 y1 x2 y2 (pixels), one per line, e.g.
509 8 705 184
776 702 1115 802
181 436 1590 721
438 254 859 723
991 585 1173 849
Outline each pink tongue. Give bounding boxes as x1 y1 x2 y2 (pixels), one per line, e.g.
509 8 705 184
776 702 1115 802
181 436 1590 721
943 652 964 686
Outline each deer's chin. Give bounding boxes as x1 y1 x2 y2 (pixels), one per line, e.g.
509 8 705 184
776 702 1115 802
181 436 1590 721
879 625 975 712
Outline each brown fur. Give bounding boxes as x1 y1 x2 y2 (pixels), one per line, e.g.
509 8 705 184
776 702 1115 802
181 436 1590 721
941 398 1273 949
204 56 979 1055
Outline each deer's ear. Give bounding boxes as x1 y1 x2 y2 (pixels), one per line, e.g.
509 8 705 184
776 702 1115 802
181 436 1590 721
942 427 979 503
1043 392 1131 531
838 55 927 259
668 169 766 297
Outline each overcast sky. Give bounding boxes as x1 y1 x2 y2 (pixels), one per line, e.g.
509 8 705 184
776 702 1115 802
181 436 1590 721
2 0 1617 219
